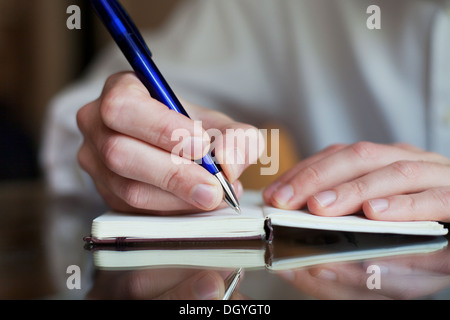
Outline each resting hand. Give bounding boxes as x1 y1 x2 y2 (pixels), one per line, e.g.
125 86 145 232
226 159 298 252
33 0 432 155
264 142 450 222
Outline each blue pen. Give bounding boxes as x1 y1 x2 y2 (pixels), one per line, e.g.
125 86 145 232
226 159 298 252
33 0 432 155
90 0 240 214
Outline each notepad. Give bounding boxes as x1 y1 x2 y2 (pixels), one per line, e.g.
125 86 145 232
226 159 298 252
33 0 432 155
85 191 448 245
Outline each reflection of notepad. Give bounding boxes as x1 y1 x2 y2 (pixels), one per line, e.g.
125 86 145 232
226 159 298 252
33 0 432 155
91 231 448 271
85 191 448 245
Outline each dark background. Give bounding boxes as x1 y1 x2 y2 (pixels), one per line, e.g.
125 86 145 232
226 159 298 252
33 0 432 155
0 0 179 181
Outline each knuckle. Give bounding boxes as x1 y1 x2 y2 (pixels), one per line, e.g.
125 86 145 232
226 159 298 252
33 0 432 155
350 141 378 160
100 73 144 128
325 143 347 153
155 115 176 147
391 160 420 180
301 166 324 187
160 165 184 192
77 144 90 172
104 72 134 91
76 106 85 131
101 135 126 172
99 86 126 128
104 73 122 88
76 103 92 134
120 181 146 209
404 194 418 212
347 179 369 197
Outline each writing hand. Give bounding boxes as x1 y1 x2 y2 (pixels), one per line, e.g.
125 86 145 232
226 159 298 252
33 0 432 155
77 72 260 214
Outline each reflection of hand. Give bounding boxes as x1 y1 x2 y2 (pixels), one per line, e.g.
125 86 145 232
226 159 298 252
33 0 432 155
87 268 239 300
277 248 450 299
77 72 260 215
264 143 450 222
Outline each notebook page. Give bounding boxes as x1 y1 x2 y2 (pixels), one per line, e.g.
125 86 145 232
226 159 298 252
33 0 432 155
262 206 448 236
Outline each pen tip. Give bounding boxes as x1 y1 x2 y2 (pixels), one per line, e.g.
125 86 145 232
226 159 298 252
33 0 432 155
214 171 241 215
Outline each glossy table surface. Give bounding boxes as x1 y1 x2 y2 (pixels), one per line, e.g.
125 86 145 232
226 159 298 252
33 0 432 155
1 181 449 300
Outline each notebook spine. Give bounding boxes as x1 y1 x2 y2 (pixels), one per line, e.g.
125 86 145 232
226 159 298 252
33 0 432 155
84 235 266 248
264 218 274 243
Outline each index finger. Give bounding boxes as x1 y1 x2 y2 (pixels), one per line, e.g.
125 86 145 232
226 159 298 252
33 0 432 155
99 72 211 160
270 142 429 210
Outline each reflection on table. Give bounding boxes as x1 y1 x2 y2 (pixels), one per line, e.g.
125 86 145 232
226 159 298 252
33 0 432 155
1 181 449 300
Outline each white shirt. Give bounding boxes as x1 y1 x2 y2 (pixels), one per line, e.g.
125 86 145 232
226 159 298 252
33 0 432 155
41 0 450 197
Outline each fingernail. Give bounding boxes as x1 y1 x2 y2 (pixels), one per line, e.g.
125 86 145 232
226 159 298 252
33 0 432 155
313 190 337 207
264 181 282 199
369 199 389 213
192 184 219 209
194 274 221 300
273 184 295 206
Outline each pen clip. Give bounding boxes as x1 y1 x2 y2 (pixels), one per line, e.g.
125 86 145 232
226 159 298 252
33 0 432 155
222 268 242 300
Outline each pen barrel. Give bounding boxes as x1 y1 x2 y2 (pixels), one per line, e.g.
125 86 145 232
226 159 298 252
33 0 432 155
91 0 221 175
133 55 190 118
130 44 221 175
